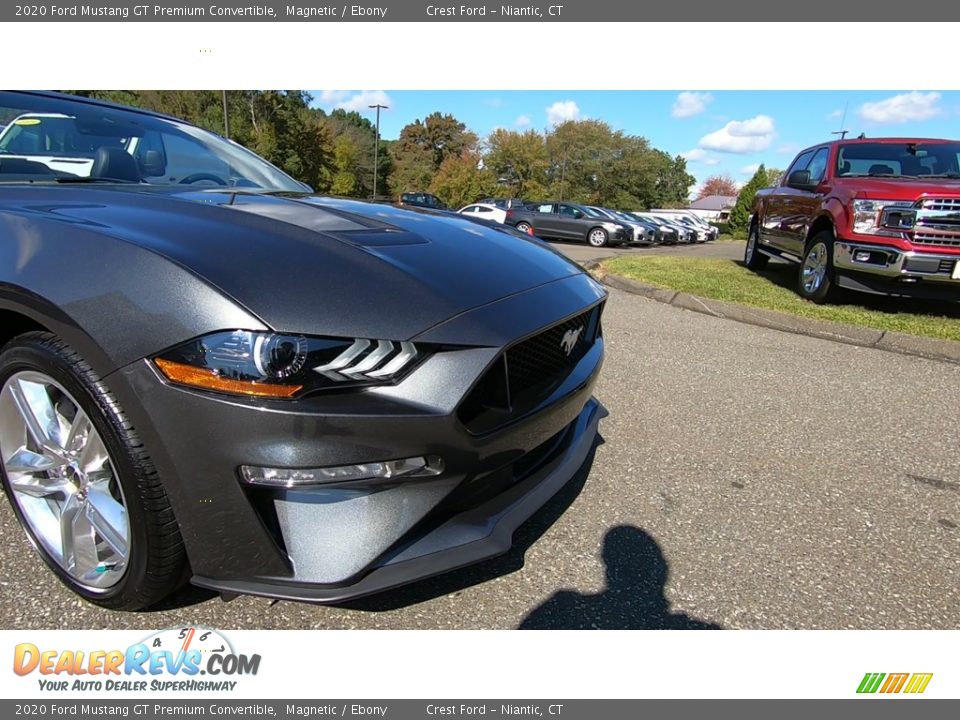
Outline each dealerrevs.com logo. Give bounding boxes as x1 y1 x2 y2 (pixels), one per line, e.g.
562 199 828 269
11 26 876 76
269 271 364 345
13 627 260 692
857 673 933 695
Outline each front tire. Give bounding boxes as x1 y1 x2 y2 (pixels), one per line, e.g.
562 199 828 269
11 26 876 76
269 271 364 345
0 332 186 610
587 227 609 247
515 222 532 234
799 232 840 304
744 223 769 270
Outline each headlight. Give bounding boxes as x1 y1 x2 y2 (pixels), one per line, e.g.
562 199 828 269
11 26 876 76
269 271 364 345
602 222 620 230
852 199 913 234
154 330 425 399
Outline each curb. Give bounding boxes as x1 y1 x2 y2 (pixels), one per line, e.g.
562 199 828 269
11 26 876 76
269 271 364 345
583 260 960 367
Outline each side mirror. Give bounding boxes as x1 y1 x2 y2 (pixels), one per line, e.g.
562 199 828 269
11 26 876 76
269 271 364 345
786 169 817 191
573 209 583 219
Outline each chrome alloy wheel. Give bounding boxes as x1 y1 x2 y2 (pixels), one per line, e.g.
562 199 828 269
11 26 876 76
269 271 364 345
588 229 607 247
746 227 757 263
0 371 129 589
801 241 829 294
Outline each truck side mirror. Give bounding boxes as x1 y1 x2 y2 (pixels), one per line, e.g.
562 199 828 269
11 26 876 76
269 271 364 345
786 169 816 191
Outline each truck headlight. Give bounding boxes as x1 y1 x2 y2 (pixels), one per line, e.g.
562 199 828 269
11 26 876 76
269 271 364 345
852 199 913 234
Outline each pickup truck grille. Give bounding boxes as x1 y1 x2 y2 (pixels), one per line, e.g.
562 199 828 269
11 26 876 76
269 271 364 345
918 198 960 212
913 232 960 248
910 197 960 248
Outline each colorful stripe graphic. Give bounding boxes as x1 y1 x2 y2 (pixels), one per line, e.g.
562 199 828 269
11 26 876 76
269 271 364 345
857 672 932 694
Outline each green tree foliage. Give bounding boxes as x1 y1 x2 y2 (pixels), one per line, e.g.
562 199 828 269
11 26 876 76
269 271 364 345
429 151 496 208
764 167 784 188
389 113 478 195
330 135 360 196
484 128 550 200
728 164 768 238
61 92 697 209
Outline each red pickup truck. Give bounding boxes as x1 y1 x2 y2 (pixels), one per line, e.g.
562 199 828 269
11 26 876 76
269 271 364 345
747 138 960 303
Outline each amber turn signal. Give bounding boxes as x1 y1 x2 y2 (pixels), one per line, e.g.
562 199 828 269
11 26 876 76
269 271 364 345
154 358 303 398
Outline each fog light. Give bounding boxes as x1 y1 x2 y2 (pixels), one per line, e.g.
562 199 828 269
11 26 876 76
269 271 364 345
240 456 444 488
854 251 872 262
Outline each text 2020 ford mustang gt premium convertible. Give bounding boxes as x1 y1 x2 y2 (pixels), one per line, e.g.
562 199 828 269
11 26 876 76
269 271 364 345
0 91 606 609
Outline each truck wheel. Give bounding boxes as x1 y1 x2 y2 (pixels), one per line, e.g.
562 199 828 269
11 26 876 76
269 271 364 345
515 222 532 234
744 223 769 270
798 231 840 304
587 227 609 247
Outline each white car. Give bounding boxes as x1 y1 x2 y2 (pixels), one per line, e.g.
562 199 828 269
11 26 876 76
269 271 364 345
458 203 507 224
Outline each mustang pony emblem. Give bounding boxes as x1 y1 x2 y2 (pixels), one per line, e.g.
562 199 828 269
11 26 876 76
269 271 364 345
560 327 583 356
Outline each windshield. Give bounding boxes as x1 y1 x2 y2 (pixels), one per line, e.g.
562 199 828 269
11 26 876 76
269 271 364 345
580 206 607 218
0 92 306 190
836 142 960 178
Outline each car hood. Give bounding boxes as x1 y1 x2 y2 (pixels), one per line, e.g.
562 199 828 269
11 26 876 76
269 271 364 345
832 177 960 200
1 187 583 340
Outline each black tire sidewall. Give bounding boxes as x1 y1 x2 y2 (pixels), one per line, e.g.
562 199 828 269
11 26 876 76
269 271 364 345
744 224 769 270
0 336 156 607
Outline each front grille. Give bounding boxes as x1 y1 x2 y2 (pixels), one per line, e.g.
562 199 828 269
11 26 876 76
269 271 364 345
940 259 957 274
458 304 603 434
506 309 594 393
913 232 960 247
918 198 960 212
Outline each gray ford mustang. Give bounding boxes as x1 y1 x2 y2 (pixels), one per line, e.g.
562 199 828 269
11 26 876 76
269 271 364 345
0 91 606 610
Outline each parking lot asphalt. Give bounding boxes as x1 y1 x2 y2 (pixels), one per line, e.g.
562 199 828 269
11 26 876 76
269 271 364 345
3 246 958 629
554 237 747 265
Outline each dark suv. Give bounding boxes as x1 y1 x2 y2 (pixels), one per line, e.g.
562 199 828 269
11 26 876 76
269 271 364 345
399 192 447 210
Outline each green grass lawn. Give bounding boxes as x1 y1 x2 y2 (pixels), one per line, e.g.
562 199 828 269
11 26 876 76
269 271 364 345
603 256 960 343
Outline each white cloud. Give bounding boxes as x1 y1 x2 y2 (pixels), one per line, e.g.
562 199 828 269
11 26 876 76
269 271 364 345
858 91 942 124
698 115 776 154
828 109 844 120
317 90 350 105
681 148 720 166
740 163 761 175
515 115 532 128
546 100 581 126
319 90 392 113
672 91 713 119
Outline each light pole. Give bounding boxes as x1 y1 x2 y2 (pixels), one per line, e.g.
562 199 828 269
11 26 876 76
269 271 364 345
369 103 388 199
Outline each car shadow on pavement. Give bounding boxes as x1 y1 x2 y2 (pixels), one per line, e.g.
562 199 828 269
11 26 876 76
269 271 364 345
332 434 604 613
517 525 721 630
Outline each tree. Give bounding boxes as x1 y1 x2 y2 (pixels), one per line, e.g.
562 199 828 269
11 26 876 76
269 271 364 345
728 164 768 238
484 128 550 199
763 167 784 188
330 135 360 196
696 173 739 200
388 112 477 194
429 151 496 208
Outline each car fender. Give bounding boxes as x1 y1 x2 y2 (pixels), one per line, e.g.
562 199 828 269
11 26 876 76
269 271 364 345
0 208 267 378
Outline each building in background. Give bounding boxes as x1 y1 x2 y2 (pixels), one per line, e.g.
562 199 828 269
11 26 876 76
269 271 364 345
686 194 737 222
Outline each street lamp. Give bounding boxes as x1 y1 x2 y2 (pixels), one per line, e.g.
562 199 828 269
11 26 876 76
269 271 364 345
368 103 388 199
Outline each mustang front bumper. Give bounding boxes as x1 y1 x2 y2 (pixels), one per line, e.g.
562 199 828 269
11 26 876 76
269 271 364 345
104 274 607 603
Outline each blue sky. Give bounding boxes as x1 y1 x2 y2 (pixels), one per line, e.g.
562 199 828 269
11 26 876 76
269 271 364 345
310 90 960 194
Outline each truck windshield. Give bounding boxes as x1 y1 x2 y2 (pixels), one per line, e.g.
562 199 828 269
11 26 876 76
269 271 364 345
837 142 960 178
